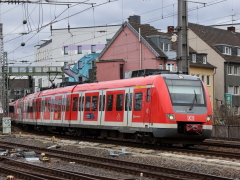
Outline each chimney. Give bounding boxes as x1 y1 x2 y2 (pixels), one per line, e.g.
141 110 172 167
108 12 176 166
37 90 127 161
167 26 175 33
227 26 235 32
128 15 141 24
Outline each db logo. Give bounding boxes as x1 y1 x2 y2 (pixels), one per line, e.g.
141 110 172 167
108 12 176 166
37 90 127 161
187 115 195 121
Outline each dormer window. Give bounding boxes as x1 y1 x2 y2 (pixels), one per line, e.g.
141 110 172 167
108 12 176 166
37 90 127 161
237 48 240 56
192 54 196 63
224 46 232 55
203 56 207 64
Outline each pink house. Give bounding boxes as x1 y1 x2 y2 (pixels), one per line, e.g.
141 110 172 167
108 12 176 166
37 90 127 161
96 16 177 81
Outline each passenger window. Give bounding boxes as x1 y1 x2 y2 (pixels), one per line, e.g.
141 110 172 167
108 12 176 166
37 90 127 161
51 99 54 112
79 97 82 111
85 96 91 111
107 94 113 111
81 96 84 111
99 95 102 111
66 98 70 111
92 96 98 111
147 88 151 102
58 99 62 112
129 93 132 111
125 93 128 111
134 93 142 111
72 97 78 111
54 99 58 112
103 95 105 111
116 94 123 111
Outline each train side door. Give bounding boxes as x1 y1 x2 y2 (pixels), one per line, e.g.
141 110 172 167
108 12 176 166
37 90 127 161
83 92 99 124
144 88 152 125
132 88 146 124
124 88 133 126
77 92 85 125
98 90 106 125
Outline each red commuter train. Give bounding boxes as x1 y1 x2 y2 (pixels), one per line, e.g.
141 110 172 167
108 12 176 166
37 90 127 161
9 74 212 146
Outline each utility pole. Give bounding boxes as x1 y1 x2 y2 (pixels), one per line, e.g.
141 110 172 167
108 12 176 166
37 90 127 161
0 23 9 117
177 0 189 74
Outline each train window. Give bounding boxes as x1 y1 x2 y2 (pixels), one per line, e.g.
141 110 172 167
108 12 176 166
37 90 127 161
72 97 79 111
51 99 54 112
146 88 151 102
66 98 70 111
54 99 58 112
41 100 44 112
107 94 113 111
134 93 142 111
81 96 84 111
116 94 123 111
103 95 105 111
99 95 102 111
58 99 62 112
125 93 128 111
79 97 82 111
79 96 84 111
92 96 98 111
47 100 51 112
85 96 91 111
38 100 41 112
129 93 132 111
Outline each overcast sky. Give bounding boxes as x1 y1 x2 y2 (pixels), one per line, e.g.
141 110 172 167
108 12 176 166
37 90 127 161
0 0 239 66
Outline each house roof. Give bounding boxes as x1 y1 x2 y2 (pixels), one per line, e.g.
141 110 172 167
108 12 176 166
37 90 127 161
99 22 168 59
189 23 240 63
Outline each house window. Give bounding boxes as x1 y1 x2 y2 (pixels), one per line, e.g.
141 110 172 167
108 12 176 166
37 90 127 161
203 56 207 64
91 45 96 53
224 46 231 55
237 48 240 56
234 86 239 95
192 54 196 63
78 61 83 69
166 64 174 71
168 44 171 51
161 43 165 50
234 107 239 115
228 66 233 75
207 75 210 86
159 64 163 69
201 75 205 82
228 86 233 94
164 43 168 51
234 66 239 75
64 46 68 55
77 46 82 54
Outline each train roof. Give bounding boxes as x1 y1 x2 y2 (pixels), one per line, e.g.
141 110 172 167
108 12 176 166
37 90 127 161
17 74 201 99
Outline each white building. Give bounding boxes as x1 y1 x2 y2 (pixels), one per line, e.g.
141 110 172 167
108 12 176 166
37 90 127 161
33 24 121 91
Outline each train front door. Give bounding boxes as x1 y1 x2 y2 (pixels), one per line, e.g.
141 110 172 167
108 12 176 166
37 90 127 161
124 88 133 126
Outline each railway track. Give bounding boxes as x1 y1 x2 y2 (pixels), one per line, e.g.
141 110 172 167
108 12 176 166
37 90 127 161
0 157 116 180
0 140 233 180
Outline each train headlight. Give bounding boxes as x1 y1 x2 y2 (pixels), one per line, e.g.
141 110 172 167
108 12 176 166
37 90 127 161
206 115 212 122
166 114 175 121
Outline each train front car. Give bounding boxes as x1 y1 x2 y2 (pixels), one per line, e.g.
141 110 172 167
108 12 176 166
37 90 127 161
153 74 212 146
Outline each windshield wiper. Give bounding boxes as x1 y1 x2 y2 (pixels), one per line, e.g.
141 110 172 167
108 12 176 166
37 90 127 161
189 90 197 110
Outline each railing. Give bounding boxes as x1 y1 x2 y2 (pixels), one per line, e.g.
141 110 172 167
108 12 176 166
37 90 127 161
212 125 240 140
8 66 64 76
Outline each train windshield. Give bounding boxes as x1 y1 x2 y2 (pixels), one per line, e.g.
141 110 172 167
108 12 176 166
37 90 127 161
165 79 205 106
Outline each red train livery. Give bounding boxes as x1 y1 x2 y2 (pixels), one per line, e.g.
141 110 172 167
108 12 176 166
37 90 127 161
9 74 212 146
